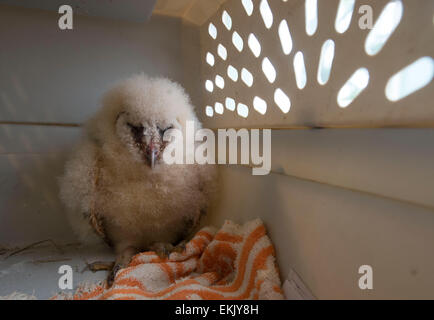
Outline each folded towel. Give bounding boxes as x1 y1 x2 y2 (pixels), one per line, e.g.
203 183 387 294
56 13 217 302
54 219 284 300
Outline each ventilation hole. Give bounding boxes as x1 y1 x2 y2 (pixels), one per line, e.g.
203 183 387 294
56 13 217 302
241 0 254 16
225 97 236 111
317 39 335 85
278 20 293 55
237 103 249 118
274 88 291 113
385 57 434 102
227 65 239 82
217 44 227 60
206 52 215 66
365 0 403 56
262 57 277 83
248 34 261 58
337 68 370 108
241 68 254 87
215 102 224 114
335 0 355 33
253 96 267 115
208 23 217 39
305 0 318 36
248 34 262 58
222 10 232 30
293 51 307 89
205 106 214 117
215 75 225 89
259 0 273 29
232 31 244 52
205 80 214 92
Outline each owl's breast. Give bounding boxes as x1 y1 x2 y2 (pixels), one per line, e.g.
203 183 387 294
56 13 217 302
94 165 205 247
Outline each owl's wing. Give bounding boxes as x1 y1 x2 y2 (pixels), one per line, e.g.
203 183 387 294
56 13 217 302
87 154 112 246
88 209 112 246
59 139 109 245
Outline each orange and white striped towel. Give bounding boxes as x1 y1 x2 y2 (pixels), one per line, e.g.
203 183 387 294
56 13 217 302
55 219 284 300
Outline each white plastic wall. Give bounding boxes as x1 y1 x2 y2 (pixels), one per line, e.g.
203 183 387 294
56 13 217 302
199 0 434 299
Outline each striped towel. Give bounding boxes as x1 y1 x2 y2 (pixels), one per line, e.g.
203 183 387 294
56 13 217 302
56 219 284 300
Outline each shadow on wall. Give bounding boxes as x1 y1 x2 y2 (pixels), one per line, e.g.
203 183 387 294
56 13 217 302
0 125 81 246
0 4 192 124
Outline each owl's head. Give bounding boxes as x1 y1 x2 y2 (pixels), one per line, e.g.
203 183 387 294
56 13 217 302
87 74 200 168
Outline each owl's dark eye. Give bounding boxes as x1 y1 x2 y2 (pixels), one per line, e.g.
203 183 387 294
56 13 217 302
158 125 174 137
127 123 144 141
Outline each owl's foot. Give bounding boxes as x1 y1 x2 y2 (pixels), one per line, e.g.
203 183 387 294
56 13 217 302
86 261 114 272
106 264 121 288
149 240 188 258
148 242 175 259
172 240 188 253
106 246 139 288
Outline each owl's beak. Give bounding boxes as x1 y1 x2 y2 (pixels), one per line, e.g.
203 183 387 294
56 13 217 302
145 143 159 169
150 148 157 169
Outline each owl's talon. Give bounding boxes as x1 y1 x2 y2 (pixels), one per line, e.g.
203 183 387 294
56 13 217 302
106 264 121 288
155 246 170 259
172 240 187 253
149 242 174 259
156 250 167 259
86 261 114 273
